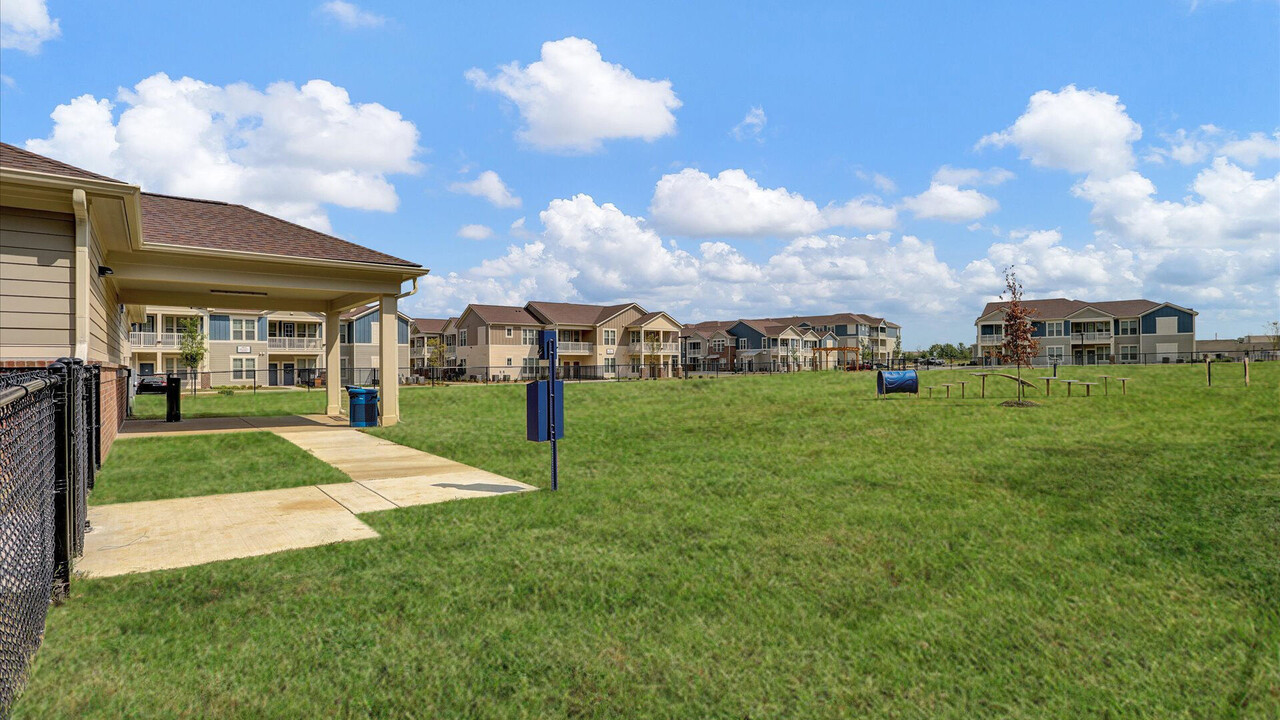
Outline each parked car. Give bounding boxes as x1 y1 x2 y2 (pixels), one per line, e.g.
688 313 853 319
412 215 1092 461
136 376 168 394
924 357 946 366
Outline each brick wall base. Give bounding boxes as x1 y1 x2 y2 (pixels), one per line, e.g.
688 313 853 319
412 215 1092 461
0 358 129 461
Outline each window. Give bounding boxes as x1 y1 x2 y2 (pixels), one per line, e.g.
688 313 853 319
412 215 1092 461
232 358 256 380
688 341 701 353
603 329 617 345
629 330 641 345
737 338 748 349
630 358 642 373
522 328 538 345
231 318 257 341
339 324 349 343
711 338 726 352
506 357 513 366
604 357 616 373
1118 319 1138 336
1046 346 1064 362
1046 321 1064 337
1120 345 1139 362
460 329 468 346
506 326 514 338
522 357 538 372
164 316 200 334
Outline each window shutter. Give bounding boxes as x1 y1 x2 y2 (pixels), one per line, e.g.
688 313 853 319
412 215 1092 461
258 317 268 339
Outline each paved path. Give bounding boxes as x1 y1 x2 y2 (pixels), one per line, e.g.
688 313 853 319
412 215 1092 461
80 416 535 578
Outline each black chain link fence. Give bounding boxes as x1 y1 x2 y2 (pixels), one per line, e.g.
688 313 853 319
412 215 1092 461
0 359 97 715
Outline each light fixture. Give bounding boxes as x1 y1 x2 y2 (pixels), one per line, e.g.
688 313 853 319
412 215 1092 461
97 266 113 276
210 289 268 296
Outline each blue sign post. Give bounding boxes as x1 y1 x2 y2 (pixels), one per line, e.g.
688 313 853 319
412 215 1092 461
525 330 564 490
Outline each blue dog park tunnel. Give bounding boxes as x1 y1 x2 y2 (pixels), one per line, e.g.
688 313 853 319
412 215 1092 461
876 369 918 396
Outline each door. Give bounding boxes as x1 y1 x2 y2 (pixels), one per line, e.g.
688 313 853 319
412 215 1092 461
1086 349 1096 365
284 363 296 385
140 362 155 376
268 363 279 386
281 322 295 338
1073 350 1083 365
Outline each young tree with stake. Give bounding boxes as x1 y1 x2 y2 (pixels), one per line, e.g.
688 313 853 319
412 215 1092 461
999 267 1040 402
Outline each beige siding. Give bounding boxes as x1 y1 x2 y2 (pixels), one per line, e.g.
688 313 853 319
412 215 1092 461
87 223 125 365
0 208 76 359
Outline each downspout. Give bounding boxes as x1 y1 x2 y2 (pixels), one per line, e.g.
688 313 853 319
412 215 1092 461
71 189 91 359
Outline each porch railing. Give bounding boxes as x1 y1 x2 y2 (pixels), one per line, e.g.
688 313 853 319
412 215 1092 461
129 332 182 348
630 342 680 354
267 337 322 351
558 341 594 354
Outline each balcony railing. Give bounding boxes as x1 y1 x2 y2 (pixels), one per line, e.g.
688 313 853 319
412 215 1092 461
267 337 322 351
129 332 182 348
630 342 680 354
558 341 594 354
410 346 425 358
1072 331 1113 343
978 334 1004 344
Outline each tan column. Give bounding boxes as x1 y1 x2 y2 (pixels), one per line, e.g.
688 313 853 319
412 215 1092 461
325 310 342 415
378 294 399 426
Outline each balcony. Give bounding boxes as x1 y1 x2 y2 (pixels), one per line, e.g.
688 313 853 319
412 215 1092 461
1072 331 1113 344
267 337 322 351
978 334 1004 345
129 332 182 348
558 341 594 354
410 346 425 358
630 342 680 354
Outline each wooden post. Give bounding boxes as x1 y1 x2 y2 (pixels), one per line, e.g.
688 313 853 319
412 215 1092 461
1244 357 1250 387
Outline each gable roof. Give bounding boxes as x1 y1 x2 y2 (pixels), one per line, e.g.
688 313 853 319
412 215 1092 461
140 193 418 267
464 304 543 326
681 320 737 337
525 301 639 326
629 310 680 328
412 318 449 334
979 297 1182 321
0 142 125 183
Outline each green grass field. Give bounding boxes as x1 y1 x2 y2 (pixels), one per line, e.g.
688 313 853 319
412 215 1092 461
131 388 327 419
89 432 351 504
19 364 1280 718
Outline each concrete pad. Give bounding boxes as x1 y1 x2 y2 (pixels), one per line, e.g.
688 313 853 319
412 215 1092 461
79 486 380 578
317 482 399 513
79 415 534 577
362 469 534 508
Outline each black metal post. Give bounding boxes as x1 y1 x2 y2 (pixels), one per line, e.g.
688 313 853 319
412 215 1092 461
48 361 72 598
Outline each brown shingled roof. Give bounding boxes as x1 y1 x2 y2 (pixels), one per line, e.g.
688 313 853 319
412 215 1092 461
140 193 419 267
412 318 449 334
525 301 637 325
466 304 543 325
0 142 125 183
979 298 1172 320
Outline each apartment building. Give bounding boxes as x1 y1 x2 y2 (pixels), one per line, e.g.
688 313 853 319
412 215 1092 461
128 303 411 386
974 298 1197 365
443 301 683 380
409 317 449 371
680 311 903 370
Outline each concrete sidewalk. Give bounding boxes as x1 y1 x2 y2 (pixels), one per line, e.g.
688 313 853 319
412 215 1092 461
79 417 535 578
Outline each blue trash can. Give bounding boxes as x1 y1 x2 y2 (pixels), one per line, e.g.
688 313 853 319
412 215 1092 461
346 386 379 427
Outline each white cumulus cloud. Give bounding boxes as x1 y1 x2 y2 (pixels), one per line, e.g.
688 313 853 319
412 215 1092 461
649 168 896 237
978 85 1142 178
466 37 681 153
319 1 386 28
731 106 767 142
457 224 494 240
1 0 60 53
449 170 521 208
25 72 421 232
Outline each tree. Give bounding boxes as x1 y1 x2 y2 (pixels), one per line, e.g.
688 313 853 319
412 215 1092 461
1267 321 1280 351
423 337 446 386
178 318 207 389
998 267 1040 401
893 336 902 361
645 331 663 378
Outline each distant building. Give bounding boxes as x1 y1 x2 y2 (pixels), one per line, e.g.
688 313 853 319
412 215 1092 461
1195 335 1280 361
974 298 1196 365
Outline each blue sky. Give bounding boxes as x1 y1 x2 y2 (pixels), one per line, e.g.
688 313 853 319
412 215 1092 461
2 0 1277 346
